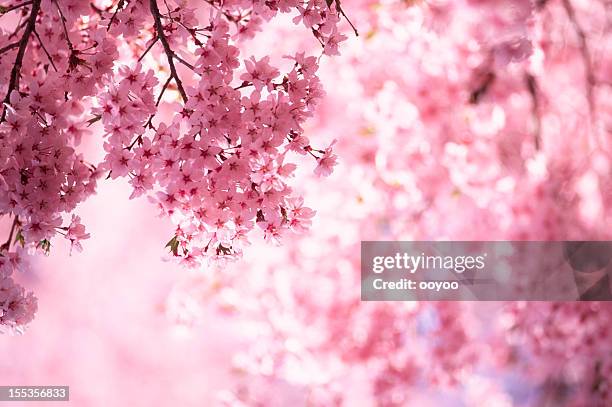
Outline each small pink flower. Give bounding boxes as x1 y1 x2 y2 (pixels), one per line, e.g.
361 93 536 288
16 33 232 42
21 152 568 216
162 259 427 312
66 215 90 253
314 140 338 177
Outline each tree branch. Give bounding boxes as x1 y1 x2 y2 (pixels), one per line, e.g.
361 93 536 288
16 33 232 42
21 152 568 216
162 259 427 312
0 0 33 15
1 0 41 122
0 41 19 56
173 53 196 72
138 36 158 62
107 0 125 32
149 0 188 103
53 0 74 51
34 28 58 71
0 216 19 252
525 73 541 150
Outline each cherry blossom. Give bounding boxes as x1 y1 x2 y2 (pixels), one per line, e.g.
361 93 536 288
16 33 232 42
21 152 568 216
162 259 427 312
1 1 611 406
0 0 351 332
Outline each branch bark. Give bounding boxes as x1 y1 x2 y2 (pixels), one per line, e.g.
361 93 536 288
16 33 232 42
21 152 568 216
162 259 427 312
1 0 41 122
0 0 33 15
525 73 541 150
0 216 19 252
149 0 188 103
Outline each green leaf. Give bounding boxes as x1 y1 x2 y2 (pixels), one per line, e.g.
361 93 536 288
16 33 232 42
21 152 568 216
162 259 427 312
37 239 52 255
14 231 25 247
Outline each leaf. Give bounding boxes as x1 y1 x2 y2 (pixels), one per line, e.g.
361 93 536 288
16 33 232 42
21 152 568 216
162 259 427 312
165 236 179 256
14 231 25 247
216 244 232 256
37 239 52 255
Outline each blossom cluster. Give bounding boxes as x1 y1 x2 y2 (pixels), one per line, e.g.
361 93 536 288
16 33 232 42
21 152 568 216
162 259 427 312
0 249 36 334
1 0 116 332
0 0 347 332
97 26 330 267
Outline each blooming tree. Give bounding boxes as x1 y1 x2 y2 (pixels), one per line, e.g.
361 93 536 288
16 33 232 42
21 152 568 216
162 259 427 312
2 0 612 406
0 0 351 333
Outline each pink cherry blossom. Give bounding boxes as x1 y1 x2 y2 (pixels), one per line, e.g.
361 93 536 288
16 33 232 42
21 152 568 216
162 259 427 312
65 215 90 253
314 140 338 177
0 0 350 332
1 1 612 406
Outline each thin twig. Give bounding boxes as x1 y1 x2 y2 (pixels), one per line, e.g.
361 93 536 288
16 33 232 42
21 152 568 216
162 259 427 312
125 135 143 150
156 75 173 106
150 0 188 102
525 73 541 150
333 1 358 37
33 28 58 71
233 81 252 91
53 0 74 51
138 36 158 62
173 53 196 72
0 41 19 56
0 216 19 252
0 0 33 15
8 20 26 41
107 0 125 32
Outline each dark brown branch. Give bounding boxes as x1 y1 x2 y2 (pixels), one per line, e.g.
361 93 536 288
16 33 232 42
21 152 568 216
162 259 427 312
561 0 595 115
0 216 19 252
125 134 143 151
173 53 195 72
1 0 41 122
330 0 358 37
156 75 172 106
7 18 27 40
138 36 158 62
107 0 125 32
525 73 541 150
33 28 58 71
0 0 33 15
174 19 208 46
53 0 74 51
0 41 19 56
233 81 252 91
150 0 188 103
